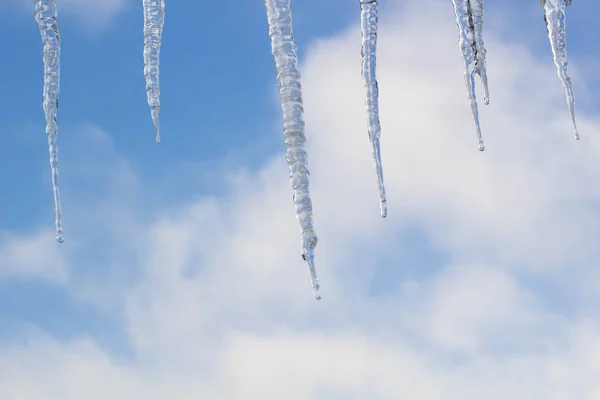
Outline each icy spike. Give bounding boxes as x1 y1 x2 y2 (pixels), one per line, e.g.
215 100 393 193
469 0 490 105
143 0 165 142
34 0 64 243
265 0 322 300
452 0 486 151
360 0 388 218
541 0 579 140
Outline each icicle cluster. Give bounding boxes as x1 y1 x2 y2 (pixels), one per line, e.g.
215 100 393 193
25 0 585 300
143 0 165 143
360 0 387 218
34 0 63 243
541 0 579 140
451 0 490 151
265 0 321 300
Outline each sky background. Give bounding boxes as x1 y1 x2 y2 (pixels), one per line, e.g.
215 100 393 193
1 0 600 398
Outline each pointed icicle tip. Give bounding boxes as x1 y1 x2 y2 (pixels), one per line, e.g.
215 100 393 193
380 200 387 218
302 247 321 300
56 233 64 244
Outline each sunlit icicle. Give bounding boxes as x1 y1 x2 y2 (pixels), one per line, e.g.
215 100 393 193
360 0 387 218
34 0 64 243
452 0 485 151
541 0 579 140
469 0 490 105
265 0 321 300
143 0 165 142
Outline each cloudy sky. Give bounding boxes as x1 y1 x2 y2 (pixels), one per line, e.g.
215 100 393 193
1 0 600 398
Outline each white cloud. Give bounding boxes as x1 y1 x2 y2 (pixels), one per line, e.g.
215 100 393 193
11 0 128 30
2 0 600 398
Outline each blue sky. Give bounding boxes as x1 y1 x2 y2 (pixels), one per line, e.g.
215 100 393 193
1 0 600 398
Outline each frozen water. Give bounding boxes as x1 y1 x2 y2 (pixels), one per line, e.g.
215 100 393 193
34 0 63 243
542 0 579 140
143 0 165 142
265 0 321 300
360 0 388 218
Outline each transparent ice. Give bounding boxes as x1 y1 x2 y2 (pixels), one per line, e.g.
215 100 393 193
451 0 489 151
34 0 63 243
360 0 387 218
265 0 321 300
542 0 579 140
143 0 165 143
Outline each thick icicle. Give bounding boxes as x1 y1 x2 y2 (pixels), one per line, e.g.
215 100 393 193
452 0 486 151
265 0 321 300
541 0 579 140
34 0 63 243
469 0 490 105
360 0 387 218
143 0 165 143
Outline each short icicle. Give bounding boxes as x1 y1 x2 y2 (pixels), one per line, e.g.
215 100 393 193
541 0 579 140
265 0 321 300
452 0 486 151
34 0 64 243
143 0 165 142
360 0 387 218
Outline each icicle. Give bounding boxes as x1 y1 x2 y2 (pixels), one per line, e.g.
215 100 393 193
452 0 486 151
34 0 63 243
541 0 579 140
469 0 490 105
143 0 165 143
265 0 321 300
360 0 387 218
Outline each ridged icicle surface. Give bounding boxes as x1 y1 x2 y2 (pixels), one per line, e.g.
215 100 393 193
143 0 165 142
265 0 321 300
451 0 489 151
360 0 387 218
34 0 63 243
542 0 579 140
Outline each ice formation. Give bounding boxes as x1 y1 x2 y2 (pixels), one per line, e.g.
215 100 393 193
21 0 586 300
451 0 489 151
34 0 63 243
143 0 165 142
360 0 388 218
265 0 321 300
541 0 579 140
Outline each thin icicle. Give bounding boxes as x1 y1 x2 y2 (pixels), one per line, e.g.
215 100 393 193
469 0 490 105
143 0 165 143
360 0 387 218
265 0 321 300
541 0 579 140
452 0 485 151
34 0 63 243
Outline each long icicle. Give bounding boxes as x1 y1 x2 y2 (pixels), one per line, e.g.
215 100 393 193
452 0 485 151
360 0 387 218
143 0 165 143
265 0 321 300
541 0 579 140
34 0 63 243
